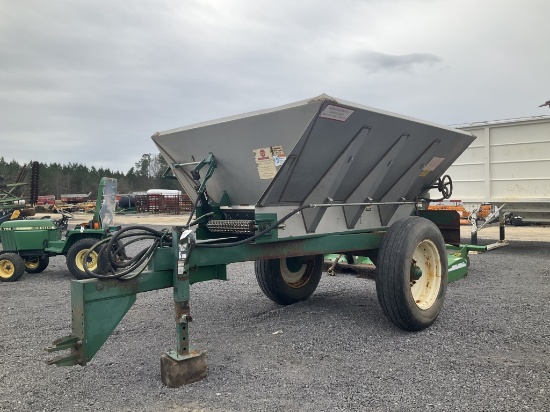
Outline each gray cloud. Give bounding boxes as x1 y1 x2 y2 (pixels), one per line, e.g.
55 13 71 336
353 51 443 73
1 0 549 173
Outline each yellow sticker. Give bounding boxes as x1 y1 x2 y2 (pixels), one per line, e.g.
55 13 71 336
253 147 277 179
419 157 445 177
272 145 285 157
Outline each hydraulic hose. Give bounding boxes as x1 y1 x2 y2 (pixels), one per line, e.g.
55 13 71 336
82 225 172 280
82 205 307 279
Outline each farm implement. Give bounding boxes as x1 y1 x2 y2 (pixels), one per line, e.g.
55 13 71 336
46 95 479 387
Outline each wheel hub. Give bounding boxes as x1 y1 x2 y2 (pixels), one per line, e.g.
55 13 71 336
0 260 14 277
410 239 442 310
25 258 40 270
280 257 311 288
75 250 98 271
410 264 422 281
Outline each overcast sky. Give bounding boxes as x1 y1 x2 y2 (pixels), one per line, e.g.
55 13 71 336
1 0 549 173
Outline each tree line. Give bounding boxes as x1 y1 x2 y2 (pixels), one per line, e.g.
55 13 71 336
0 153 182 200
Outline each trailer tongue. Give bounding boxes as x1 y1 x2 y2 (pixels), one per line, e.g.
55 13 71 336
47 94 476 387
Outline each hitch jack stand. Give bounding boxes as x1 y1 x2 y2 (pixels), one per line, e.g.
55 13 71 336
46 227 207 387
160 229 206 388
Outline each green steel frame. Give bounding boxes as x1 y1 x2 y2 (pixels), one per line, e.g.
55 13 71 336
46 226 386 367
46 224 484 372
46 156 485 386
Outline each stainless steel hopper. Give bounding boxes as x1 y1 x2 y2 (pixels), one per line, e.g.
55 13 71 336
153 94 474 236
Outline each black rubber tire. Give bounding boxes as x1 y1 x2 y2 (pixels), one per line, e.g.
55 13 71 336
0 253 26 282
375 216 448 331
66 238 102 280
96 241 127 275
255 255 323 305
24 256 50 274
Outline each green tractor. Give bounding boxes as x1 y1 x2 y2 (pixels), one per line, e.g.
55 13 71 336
0 177 120 282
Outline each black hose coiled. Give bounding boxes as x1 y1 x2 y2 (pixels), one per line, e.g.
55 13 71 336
82 205 307 279
82 225 172 280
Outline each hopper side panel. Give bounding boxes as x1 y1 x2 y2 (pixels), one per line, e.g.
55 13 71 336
260 105 474 213
153 102 322 204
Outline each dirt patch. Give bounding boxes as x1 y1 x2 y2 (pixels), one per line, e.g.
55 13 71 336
34 212 191 227
460 224 550 242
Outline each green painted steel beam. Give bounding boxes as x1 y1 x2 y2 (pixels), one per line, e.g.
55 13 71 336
447 244 486 283
446 244 487 254
325 254 374 265
189 231 385 267
46 270 173 366
73 284 136 363
148 248 228 284
45 229 390 368
447 254 469 283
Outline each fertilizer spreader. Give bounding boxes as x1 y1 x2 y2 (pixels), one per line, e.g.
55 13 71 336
47 94 477 387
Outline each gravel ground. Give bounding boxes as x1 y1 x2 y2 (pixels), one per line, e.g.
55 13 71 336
0 224 549 411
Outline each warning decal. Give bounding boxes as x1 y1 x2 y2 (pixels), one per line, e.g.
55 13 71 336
253 146 287 179
319 105 355 122
253 147 278 179
271 145 287 167
419 157 445 177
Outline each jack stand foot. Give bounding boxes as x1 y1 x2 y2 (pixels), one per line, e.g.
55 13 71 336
486 240 509 251
160 350 207 387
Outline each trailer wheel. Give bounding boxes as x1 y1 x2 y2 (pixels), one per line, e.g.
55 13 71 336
376 217 448 331
24 256 50 273
255 255 323 305
66 238 101 280
0 253 25 282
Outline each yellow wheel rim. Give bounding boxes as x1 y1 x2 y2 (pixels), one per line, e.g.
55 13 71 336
0 259 15 279
280 257 313 288
75 249 98 272
410 239 442 310
25 258 40 270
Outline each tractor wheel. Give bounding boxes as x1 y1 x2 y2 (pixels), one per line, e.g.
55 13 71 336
255 255 323 305
24 256 50 274
66 238 102 280
0 253 26 282
97 241 127 275
375 217 448 331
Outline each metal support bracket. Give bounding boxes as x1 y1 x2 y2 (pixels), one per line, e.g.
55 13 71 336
191 153 217 196
468 204 506 245
45 335 81 366
160 227 207 387
446 244 487 282
485 240 509 250
45 269 173 366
